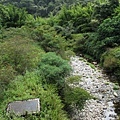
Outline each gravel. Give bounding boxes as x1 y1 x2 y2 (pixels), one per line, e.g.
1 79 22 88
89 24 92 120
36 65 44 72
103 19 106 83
69 56 119 120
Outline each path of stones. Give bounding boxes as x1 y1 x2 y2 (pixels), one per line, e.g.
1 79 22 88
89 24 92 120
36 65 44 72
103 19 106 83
70 56 119 120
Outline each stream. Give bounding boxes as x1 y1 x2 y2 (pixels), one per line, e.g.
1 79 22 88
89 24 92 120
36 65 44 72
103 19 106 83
69 56 120 120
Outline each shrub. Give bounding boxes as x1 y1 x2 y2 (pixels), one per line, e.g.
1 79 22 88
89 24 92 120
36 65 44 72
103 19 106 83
66 75 81 84
65 50 75 60
38 52 71 88
72 33 86 53
31 25 66 58
74 13 120 61
0 66 16 87
0 27 32 41
0 72 68 120
0 36 44 74
64 86 92 110
97 14 120 42
101 47 120 80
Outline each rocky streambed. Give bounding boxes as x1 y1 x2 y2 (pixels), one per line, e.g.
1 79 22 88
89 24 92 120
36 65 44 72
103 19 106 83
69 56 120 120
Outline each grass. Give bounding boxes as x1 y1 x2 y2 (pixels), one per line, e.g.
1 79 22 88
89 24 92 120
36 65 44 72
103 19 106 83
66 75 81 84
79 57 96 70
86 62 96 69
104 82 110 85
113 85 119 90
0 71 69 120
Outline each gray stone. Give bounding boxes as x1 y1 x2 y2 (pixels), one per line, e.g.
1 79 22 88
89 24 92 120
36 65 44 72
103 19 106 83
70 56 118 120
7 98 40 116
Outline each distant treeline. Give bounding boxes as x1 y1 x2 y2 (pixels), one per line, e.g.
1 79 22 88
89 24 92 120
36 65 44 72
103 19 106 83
0 0 94 17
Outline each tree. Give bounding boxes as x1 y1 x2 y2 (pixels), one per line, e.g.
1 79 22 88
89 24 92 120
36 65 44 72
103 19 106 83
0 4 27 27
31 25 66 57
56 3 94 33
109 0 119 7
0 0 94 17
97 14 120 44
94 0 119 23
81 12 120 61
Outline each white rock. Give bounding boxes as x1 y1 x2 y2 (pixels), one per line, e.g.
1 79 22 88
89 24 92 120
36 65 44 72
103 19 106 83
114 92 118 97
69 56 118 120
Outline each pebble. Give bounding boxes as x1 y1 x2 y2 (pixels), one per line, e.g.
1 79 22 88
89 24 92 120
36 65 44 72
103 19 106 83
70 56 119 120
114 92 118 97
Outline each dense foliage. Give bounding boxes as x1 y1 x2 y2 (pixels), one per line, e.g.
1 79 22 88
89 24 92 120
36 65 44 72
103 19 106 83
101 47 120 78
64 86 92 110
38 52 71 86
31 25 66 57
54 3 94 33
0 4 27 27
0 0 120 119
0 0 94 17
0 72 68 120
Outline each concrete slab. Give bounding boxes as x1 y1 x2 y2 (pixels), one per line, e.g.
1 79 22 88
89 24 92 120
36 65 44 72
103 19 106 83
7 98 40 116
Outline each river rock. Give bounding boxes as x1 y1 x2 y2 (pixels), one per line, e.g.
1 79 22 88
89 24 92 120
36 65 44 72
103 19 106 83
69 56 119 120
114 92 118 97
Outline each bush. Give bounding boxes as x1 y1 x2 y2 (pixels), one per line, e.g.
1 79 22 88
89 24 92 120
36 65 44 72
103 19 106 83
66 75 81 84
38 52 71 88
74 13 120 61
101 47 120 80
97 14 120 42
72 33 87 53
0 36 44 74
0 72 68 120
0 66 16 87
64 86 92 110
31 25 66 58
65 50 75 60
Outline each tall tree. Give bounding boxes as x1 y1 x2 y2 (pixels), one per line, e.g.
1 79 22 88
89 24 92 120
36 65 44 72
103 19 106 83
109 0 119 7
0 4 27 27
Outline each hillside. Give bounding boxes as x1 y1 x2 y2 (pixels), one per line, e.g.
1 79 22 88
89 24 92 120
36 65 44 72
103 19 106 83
0 0 120 119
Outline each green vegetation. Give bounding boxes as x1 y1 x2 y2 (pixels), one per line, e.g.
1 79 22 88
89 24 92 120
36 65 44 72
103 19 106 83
64 87 92 110
38 52 71 86
0 0 120 119
113 82 120 90
87 62 96 69
0 0 94 17
0 4 27 27
113 85 120 90
0 37 43 74
101 47 120 78
0 72 68 120
66 75 81 84
31 25 66 58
